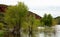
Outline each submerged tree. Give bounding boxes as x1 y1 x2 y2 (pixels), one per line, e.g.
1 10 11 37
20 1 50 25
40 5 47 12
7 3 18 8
4 2 28 37
27 14 40 37
41 14 53 37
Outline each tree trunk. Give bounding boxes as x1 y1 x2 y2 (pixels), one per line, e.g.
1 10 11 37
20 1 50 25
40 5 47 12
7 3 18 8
28 26 33 37
12 20 21 37
12 24 21 37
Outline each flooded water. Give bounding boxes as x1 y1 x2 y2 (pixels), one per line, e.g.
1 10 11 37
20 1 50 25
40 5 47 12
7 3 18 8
21 25 60 37
38 32 55 37
38 25 60 37
55 25 60 37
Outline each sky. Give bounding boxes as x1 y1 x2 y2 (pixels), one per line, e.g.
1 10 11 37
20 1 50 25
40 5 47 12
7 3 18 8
0 0 60 18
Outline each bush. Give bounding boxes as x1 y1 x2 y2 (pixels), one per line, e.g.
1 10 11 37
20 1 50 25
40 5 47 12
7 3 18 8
0 30 4 37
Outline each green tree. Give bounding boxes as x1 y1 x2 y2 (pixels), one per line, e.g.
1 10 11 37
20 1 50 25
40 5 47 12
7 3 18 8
4 2 28 37
27 14 40 37
42 14 48 27
42 14 53 27
47 14 53 27
41 14 53 37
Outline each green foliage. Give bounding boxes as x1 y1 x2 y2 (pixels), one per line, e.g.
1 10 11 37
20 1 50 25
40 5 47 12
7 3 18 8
55 16 60 24
22 15 39 30
52 19 57 26
47 14 53 27
0 23 4 30
4 2 28 28
4 2 28 37
41 14 53 27
0 30 4 37
42 14 48 26
28 15 40 29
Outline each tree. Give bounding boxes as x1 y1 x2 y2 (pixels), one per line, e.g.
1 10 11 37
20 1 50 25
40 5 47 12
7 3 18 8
41 14 54 37
4 2 28 37
42 14 48 27
26 14 40 37
42 14 53 27
55 16 60 24
47 14 53 27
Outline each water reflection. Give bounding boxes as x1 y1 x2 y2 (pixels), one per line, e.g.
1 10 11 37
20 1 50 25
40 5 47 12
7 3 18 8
38 32 44 37
22 29 55 37
21 25 60 37
55 25 60 37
